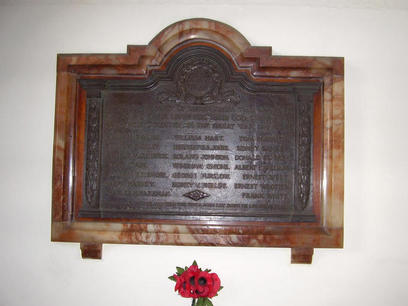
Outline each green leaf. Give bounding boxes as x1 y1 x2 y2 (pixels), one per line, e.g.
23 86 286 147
196 298 204 306
200 298 213 306
185 266 188 271
218 286 224 291
206 298 214 306
176 267 185 275
204 269 212 272
168 275 176 282
192 260 198 266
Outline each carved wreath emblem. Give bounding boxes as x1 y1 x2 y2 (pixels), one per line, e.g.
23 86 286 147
157 57 239 105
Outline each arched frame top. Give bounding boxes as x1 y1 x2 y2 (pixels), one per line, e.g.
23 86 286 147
52 19 344 264
57 18 343 77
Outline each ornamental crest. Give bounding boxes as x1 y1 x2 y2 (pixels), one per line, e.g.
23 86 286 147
157 57 239 105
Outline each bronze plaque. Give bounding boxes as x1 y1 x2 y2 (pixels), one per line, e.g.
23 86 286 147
79 46 321 223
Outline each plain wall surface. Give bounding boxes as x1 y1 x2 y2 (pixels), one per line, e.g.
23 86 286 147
1 1 408 306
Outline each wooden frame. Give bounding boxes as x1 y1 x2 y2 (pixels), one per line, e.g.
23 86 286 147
51 18 344 263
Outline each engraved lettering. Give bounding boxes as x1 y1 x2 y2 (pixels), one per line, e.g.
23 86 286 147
196 123 210 128
173 114 228 121
241 193 287 200
212 123 234 129
234 164 256 170
135 152 168 159
231 114 248 121
200 173 230 179
201 154 229 160
235 155 261 161
237 145 258 151
260 184 288 190
204 135 224 141
239 136 252 142
242 174 287 181
172 172 198 179
132 181 155 187
234 183 257 190
206 163 230 170
173 154 200 160
172 163 204 169
242 192 264 199
239 135 286 143
175 135 202 141
133 172 168 178
238 123 250 129
174 144 229 151
242 174 266 180
172 182 227 189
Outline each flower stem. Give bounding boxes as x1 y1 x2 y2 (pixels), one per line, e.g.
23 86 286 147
191 298 196 306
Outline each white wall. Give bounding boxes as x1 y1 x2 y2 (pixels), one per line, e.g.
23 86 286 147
1 1 408 306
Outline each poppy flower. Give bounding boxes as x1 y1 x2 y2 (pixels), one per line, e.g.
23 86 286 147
208 273 221 298
170 261 222 304
174 273 193 298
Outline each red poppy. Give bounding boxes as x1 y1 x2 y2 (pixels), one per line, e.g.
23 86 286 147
174 273 193 298
187 265 199 273
208 273 221 298
194 270 213 297
174 265 221 299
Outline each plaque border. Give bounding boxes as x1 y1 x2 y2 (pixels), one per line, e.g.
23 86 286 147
51 18 344 263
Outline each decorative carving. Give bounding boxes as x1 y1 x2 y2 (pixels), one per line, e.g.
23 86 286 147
85 98 102 208
296 96 312 210
157 57 239 105
183 190 211 201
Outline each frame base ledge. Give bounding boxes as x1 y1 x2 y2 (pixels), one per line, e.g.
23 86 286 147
291 247 314 264
80 242 102 259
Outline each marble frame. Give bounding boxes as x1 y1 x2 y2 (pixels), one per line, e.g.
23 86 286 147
51 18 344 263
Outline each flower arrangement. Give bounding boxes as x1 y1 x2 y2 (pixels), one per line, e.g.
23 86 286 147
169 260 223 306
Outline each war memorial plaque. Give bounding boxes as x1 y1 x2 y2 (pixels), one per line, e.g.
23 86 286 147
52 19 344 263
80 46 319 222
